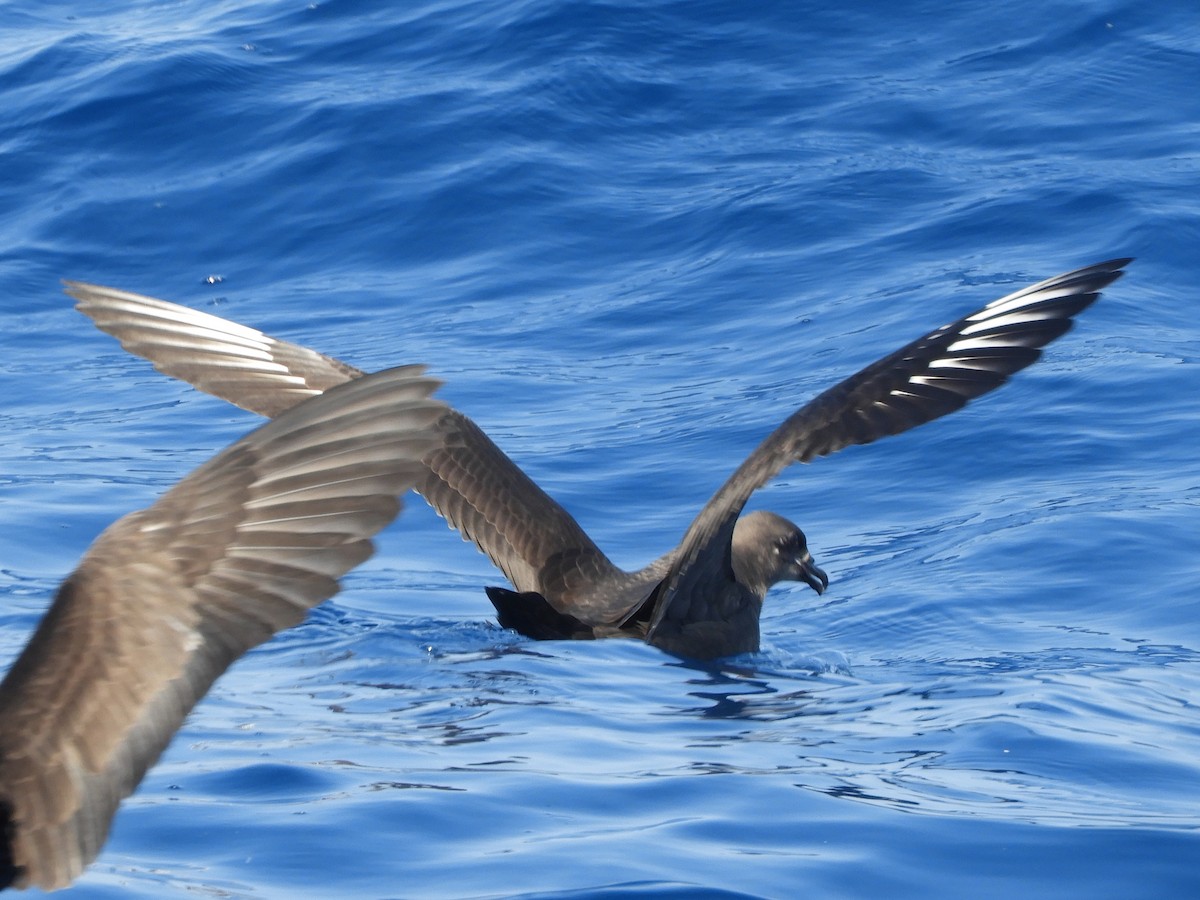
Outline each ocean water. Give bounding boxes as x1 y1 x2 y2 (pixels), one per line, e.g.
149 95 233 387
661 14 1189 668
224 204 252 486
2 0 1198 897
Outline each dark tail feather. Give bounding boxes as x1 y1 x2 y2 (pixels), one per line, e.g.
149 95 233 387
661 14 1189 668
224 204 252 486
485 587 596 641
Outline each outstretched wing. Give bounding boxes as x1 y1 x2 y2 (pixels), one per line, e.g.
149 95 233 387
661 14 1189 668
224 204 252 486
0 367 445 891
65 283 621 599
647 258 1131 646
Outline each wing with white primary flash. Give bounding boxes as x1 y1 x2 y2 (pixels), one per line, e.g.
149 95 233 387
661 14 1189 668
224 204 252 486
65 283 358 416
648 258 1131 645
66 283 623 600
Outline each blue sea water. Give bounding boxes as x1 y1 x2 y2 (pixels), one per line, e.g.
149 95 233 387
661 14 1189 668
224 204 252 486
2 0 1199 897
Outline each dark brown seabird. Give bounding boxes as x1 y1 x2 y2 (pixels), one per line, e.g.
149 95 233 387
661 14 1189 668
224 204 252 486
64 258 1129 661
0 367 447 891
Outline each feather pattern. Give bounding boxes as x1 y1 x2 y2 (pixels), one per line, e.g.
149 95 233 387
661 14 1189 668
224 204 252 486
0 367 445 890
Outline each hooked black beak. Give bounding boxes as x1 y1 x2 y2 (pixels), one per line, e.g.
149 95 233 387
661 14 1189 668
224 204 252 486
799 554 829 596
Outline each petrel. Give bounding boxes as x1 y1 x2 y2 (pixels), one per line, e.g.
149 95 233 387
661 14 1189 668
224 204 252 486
66 258 1129 660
